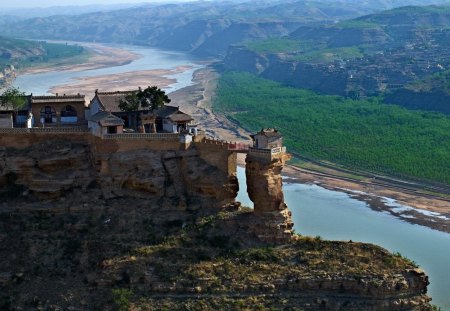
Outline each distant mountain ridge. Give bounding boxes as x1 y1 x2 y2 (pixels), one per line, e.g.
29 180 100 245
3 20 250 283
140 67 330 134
222 5 450 114
2 0 450 57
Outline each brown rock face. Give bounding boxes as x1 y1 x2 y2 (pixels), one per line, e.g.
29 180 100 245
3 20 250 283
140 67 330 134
99 148 238 209
0 139 238 210
246 155 286 213
245 154 293 243
0 140 94 199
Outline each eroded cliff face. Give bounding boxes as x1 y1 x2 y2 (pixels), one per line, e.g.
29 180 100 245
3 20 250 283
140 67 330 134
245 154 294 244
0 139 238 210
96 148 238 210
0 139 94 199
0 136 433 310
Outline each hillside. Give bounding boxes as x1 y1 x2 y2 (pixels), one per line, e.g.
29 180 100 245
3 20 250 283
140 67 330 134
222 5 450 114
0 36 86 88
3 1 450 58
214 71 450 185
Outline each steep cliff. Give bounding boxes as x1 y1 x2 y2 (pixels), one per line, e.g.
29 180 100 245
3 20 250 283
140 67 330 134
0 137 238 209
0 136 433 310
0 139 94 199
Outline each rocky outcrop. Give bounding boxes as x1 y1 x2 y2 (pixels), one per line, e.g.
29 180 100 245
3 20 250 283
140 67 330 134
0 138 238 210
0 140 94 199
97 148 238 210
0 200 432 310
0 136 433 310
245 153 294 243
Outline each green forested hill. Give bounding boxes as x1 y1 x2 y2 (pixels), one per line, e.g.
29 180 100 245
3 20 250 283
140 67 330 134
0 36 86 70
215 72 450 184
222 5 450 114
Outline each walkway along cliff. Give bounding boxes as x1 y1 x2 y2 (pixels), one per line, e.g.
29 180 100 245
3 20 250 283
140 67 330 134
0 125 433 309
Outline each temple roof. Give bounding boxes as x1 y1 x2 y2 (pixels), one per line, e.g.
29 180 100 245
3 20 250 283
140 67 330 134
88 111 124 126
168 112 193 123
31 94 85 104
91 90 135 111
250 128 282 142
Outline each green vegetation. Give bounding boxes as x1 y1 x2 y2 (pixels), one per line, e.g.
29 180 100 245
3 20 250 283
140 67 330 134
111 288 133 311
407 70 450 93
336 20 380 29
214 72 450 184
1 87 26 110
293 46 363 62
244 37 362 62
118 86 171 112
244 37 301 53
0 36 87 70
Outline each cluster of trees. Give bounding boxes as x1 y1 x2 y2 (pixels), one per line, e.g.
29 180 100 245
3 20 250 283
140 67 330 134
0 87 26 110
118 86 171 112
214 72 450 184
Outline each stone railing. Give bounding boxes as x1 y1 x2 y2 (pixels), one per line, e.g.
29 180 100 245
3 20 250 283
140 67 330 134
228 142 250 152
0 127 89 134
199 137 230 146
102 133 180 140
249 146 286 161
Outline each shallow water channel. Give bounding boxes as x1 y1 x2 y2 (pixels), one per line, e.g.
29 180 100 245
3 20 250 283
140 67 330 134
13 43 202 95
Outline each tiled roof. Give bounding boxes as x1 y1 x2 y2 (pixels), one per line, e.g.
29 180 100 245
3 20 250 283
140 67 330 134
91 90 193 121
93 91 136 112
154 105 179 118
88 111 124 126
31 94 85 104
168 112 193 123
251 128 282 140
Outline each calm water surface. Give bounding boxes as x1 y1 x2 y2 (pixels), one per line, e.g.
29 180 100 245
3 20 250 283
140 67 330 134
237 167 450 310
12 42 449 309
13 43 202 95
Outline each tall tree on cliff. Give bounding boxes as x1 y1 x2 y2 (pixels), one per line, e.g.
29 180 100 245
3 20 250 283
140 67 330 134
0 87 26 111
118 86 171 112
118 86 171 133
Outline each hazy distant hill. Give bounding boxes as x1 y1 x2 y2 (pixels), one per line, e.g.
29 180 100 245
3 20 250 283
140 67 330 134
0 36 85 88
3 0 450 57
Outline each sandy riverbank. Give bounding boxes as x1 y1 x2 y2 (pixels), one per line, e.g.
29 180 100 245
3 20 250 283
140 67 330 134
171 66 450 234
20 42 140 75
50 66 193 99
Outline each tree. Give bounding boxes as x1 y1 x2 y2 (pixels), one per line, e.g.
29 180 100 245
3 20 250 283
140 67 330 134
118 86 171 113
1 87 26 110
118 92 140 112
138 86 171 111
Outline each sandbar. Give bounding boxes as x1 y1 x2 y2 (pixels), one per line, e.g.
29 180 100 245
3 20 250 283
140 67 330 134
19 42 140 75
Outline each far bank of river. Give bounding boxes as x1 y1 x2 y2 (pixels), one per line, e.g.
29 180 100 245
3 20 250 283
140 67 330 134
11 42 450 310
13 42 203 96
